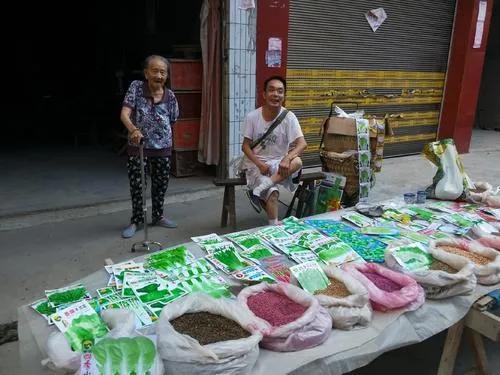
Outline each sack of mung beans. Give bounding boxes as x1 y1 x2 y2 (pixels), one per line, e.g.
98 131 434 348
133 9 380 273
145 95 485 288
238 282 332 352
313 266 372 330
386 245 477 299
431 239 500 285
157 293 265 375
343 263 425 312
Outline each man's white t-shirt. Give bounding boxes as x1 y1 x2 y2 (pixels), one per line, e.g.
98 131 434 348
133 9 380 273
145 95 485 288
242 107 303 168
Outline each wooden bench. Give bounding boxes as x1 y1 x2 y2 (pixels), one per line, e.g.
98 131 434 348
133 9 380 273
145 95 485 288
213 171 325 229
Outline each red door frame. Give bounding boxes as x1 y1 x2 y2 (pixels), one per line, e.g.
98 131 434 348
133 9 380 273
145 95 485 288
439 0 494 153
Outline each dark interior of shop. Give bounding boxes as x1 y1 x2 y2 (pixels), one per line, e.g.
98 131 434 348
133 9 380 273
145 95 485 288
11 0 203 149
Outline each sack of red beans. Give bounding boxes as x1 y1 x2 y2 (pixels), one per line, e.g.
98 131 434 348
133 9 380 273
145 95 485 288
343 263 425 312
385 243 477 299
474 235 500 251
157 293 266 375
238 282 332 352
313 266 372 330
430 238 500 285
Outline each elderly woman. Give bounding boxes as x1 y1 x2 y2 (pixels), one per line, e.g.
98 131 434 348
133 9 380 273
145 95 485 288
120 55 179 238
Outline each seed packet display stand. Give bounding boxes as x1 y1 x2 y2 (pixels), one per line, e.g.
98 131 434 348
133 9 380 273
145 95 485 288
17 200 499 375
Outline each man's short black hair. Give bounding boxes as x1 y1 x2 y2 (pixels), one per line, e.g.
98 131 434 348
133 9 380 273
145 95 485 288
264 75 287 92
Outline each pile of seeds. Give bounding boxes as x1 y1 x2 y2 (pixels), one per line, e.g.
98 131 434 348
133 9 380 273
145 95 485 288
170 312 250 345
438 245 491 265
362 271 402 292
247 291 307 326
314 277 351 297
429 259 458 273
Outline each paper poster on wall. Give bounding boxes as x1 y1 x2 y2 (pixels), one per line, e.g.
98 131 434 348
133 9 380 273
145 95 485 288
473 1 487 48
266 50 281 68
239 0 255 10
365 8 387 32
268 37 282 51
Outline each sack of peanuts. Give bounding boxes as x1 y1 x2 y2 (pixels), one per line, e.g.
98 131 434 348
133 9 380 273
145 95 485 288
430 239 500 285
157 293 265 375
238 282 332 352
343 263 425 312
313 266 372 330
385 245 477 299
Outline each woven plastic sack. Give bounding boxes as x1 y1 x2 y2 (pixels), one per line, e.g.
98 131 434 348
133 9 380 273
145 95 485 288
157 293 264 375
385 247 477 299
314 266 372 330
42 309 164 375
469 181 500 207
343 263 425 312
475 235 500 251
431 239 500 285
238 282 332 352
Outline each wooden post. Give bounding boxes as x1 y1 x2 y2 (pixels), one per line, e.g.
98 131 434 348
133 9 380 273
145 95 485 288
221 185 229 227
438 319 465 375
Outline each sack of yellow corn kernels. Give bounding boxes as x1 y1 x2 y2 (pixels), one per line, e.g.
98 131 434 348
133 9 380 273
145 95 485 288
313 266 372 330
430 239 500 285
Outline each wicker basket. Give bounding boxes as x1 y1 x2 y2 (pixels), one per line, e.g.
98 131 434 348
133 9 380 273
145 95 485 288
319 150 360 205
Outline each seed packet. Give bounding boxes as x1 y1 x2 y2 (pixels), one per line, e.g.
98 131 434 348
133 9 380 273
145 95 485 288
442 213 481 229
241 244 278 263
96 287 117 298
46 284 92 308
269 236 310 255
145 246 196 271
176 274 232 299
359 167 371 184
31 298 56 324
308 237 363 266
359 226 400 236
160 258 216 281
50 300 108 352
359 183 370 201
224 230 251 241
259 255 295 283
112 263 145 290
399 229 431 245
290 250 319 264
390 242 433 271
191 233 226 250
293 229 325 249
257 226 290 242
232 265 275 284
290 261 330 294
282 216 313 234
206 247 253 274
127 272 186 305
342 211 374 227
358 150 371 168
104 260 135 275
406 206 440 222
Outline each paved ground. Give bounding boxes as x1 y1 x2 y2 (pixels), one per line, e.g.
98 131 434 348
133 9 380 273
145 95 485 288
0 129 499 374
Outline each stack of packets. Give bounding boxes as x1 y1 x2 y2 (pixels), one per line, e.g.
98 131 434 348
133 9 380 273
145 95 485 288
356 119 371 201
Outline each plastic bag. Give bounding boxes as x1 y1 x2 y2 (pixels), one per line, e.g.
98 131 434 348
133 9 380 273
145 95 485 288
423 138 473 200
385 247 477 299
42 309 164 375
431 239 500 285
343 263 425 312
157 293 264 375
314 266 372 330
238 282 332 352
469 181 500 207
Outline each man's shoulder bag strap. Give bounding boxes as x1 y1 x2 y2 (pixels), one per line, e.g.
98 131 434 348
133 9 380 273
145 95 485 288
250 109 289 150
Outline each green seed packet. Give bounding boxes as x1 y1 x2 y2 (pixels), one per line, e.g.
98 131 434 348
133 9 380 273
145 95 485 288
224 230 251 241
390 242 433 271
145 246 196 271
290 250 319 264
268 236 310 255
112 263 145 290
191 233 225 251
206 247 253 274
96 287 117 298
158 258 217 281
241 244 278 263
30 298 56 324
46 283 92 308
177 274 232 299
50 300 108 352
406 206 439 222
399 229 430 245
290 261 330 294
359 226 400 236
341 211 374 228
202 241 237 254
89 336 157 375
257 226 290 241
282 216 313 234
231 234 264 250
308 237 363 266
293 229 324 249
232 265 275 284
127 272 185 305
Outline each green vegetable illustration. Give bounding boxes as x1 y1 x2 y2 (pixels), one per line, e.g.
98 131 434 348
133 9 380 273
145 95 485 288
64 314 108 352
147 246 192 271
358 137 368 150
213 249 248 271
92 336 156 375
47 286 89 307
238 236 262 249
135 283 171 303
35 300 56 316
245 247 274 260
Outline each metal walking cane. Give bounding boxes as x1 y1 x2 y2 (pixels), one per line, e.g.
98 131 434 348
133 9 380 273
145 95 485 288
131 139 162 252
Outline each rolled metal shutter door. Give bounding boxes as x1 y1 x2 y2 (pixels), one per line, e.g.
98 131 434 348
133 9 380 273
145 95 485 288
286 0 456 166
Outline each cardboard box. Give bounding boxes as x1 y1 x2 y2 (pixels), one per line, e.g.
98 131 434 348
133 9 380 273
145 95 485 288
323 117 377 153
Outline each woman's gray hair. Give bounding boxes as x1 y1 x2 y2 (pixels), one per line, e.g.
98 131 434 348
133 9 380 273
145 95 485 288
144 55 169 69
